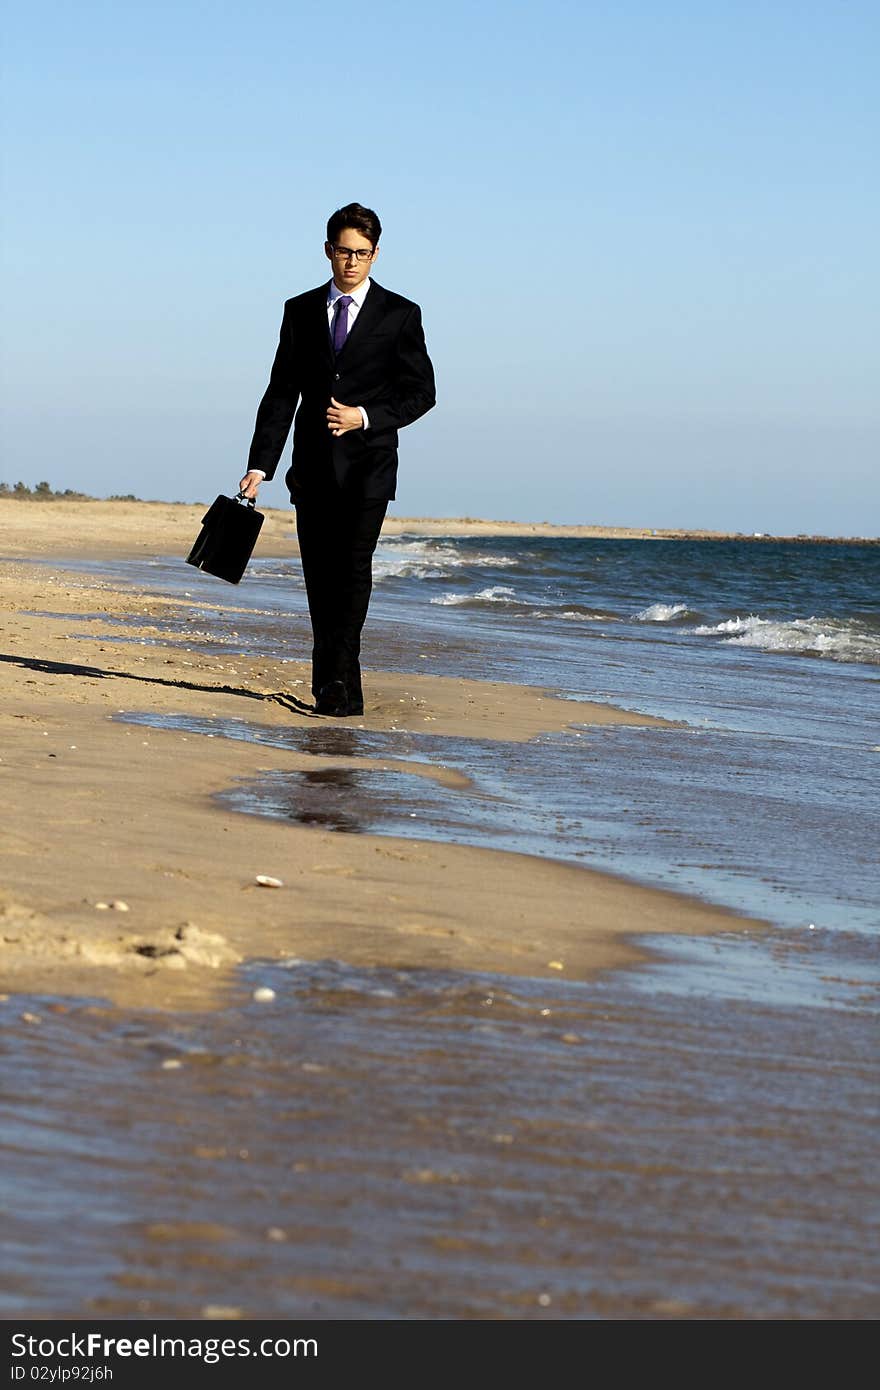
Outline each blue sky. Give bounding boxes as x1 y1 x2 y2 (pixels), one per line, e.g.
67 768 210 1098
1 1 877 533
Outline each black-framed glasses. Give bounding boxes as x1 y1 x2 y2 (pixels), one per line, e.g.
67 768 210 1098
329 244 374 262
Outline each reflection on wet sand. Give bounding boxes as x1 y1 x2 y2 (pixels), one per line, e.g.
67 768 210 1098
292 727 367 759
285 768 365 834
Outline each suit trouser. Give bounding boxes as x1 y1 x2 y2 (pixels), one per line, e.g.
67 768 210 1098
294 487 388 703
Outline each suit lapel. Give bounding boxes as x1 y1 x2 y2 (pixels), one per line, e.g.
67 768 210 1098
335 281 387 361
311 285 334 366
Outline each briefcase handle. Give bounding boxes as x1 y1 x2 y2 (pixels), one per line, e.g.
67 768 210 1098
235 490 257 508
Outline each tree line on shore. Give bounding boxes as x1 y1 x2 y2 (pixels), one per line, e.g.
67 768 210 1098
0 481 138 501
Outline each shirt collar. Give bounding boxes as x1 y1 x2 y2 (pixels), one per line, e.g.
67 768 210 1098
328 277 371 308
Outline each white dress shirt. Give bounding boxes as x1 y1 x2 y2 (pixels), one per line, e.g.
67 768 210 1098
328 277 371 432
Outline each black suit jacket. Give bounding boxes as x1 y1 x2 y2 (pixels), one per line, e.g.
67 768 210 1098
246 280 436 501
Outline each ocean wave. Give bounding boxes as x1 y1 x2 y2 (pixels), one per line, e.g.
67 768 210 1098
694 614 880 664
427 590 619 621
430 585 518 607
534 608 619 622
694 616 759 636
373 539 518 582
634 602 689 622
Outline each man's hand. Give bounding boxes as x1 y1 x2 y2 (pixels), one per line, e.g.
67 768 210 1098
238 470 264 500
327 398 364 437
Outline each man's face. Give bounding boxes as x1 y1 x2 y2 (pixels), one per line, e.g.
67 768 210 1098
325 227 378 292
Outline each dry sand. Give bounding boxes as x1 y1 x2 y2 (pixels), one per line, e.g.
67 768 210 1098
0 496 692 567
0 499 761 1010
5 495 858 564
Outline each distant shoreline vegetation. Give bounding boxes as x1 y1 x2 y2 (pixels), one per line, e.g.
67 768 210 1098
0 481 138 501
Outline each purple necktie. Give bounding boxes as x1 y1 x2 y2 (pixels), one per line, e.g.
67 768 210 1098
332 294 353 353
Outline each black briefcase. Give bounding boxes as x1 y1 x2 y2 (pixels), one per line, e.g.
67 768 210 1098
186 492 264 584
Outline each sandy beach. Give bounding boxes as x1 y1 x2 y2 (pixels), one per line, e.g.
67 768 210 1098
0 499 754 1010
2 496 871 568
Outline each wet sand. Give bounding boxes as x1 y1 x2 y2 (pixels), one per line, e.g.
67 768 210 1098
6 964 876 1320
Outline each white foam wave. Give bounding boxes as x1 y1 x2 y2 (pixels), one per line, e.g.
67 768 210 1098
693 616 757 635
635 602 689 622
373 558 448 580
430 585 518 607
694 614 880 664
531 609 614 622
373 539 518 581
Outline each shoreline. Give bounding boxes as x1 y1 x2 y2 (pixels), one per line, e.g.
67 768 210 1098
3 522 874 1325
1 497 875 560
0 509 766 1013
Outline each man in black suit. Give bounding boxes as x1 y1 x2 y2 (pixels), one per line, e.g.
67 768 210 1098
239 202 436 716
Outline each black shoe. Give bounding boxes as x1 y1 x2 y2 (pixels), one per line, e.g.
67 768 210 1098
344 677 364 717
343 684 364 717
315 680 351 716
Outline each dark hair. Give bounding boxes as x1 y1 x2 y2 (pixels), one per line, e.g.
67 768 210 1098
326 202 382 248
